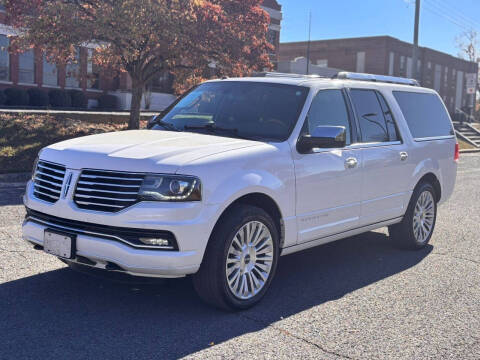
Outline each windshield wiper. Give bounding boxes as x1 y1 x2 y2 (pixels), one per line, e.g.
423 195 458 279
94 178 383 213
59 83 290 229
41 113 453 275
154 119 182 132
184 124 248 139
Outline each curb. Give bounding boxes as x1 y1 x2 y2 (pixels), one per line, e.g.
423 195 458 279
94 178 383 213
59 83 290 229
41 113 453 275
459 149 480 154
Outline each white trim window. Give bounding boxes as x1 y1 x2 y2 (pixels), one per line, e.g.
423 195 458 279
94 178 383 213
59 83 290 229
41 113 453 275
65 47 80 88
388 52 394 76
0 35 9 81
356 51 365 73
42 54 58 87
87 48 99 89
19 49 35 84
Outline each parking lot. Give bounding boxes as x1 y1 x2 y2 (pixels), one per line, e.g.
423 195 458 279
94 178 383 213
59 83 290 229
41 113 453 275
0 154 479 360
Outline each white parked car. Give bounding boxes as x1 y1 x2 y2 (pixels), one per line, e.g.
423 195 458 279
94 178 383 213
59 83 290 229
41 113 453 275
22 72 458 310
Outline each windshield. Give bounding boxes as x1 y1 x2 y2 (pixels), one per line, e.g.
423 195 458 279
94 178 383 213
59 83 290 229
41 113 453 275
152 81 309 141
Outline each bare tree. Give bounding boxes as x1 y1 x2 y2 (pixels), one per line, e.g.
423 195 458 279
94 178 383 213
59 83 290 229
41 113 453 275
456 30 479 62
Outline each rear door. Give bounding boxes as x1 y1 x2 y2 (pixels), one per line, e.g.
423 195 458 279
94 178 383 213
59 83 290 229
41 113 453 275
348 89 413 226
293 89 362 244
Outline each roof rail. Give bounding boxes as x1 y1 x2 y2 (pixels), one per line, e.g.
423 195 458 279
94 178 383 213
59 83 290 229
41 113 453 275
334 72 420 86
252 72 323 79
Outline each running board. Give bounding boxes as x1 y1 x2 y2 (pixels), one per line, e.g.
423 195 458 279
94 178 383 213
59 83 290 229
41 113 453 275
281 217 403 256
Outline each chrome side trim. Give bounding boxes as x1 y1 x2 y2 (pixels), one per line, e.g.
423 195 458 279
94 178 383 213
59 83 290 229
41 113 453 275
414 135 455 142
25 216 175 250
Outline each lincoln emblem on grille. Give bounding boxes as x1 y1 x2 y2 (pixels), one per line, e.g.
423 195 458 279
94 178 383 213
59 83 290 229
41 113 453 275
62 172 73 199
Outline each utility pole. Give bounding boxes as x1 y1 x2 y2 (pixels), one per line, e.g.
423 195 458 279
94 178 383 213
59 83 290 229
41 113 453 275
412 0 421 81
306 10 312 75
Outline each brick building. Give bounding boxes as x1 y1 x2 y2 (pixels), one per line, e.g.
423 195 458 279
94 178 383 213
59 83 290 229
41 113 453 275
279 36 478 114
0 1 282 110
261 0 283 67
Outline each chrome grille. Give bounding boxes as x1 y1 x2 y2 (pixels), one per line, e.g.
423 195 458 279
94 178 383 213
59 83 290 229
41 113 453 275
33 161 66 203
74 169 145 212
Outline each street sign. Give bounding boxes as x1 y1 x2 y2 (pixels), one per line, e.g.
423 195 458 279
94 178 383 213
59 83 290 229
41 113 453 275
465 73 477 94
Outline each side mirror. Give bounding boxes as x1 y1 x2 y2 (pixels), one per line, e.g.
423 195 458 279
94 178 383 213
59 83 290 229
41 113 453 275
297 125 347 153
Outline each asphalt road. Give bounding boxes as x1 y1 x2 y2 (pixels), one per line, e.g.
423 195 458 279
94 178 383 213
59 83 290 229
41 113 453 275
1 155 479 359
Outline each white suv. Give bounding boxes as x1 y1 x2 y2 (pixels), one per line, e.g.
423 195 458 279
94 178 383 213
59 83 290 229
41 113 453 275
22 72 458 310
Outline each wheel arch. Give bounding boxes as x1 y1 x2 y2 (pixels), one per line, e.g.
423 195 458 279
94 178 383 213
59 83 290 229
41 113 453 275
210 192 285 248
415 172 442 203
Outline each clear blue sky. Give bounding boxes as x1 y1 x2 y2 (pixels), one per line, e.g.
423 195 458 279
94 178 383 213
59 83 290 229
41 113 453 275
279 0 480 58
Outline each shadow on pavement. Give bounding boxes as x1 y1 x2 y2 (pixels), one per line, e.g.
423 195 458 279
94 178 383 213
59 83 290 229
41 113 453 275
0 232 432 359
0 185 25 206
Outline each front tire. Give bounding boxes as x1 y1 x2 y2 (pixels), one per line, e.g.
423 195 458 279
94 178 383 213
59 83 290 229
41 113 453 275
389 182 437 250
192 204 279 310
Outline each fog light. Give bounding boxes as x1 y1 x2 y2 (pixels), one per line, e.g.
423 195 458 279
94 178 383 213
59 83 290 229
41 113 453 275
139 237 172 247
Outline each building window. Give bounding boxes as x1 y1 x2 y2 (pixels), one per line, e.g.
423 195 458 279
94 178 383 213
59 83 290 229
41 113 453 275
400 56 405 72
406 57 413 78
42 54 58 87
87 48 99 89
427 61 431 70
356 51 365 73
148 70 173 93
18 49 35 84
267 29 277 46
444 66 448 87
434 64 442 92
65 47 80 88
388 52 394 75
417 60 421 75
0 5 5 12
0 35 10 81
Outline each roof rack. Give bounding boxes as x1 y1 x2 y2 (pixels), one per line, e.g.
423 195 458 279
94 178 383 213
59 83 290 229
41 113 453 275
334 72 419 86
252 72 324 79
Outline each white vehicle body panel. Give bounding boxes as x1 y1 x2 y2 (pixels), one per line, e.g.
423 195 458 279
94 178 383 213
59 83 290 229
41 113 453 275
22 76 458 277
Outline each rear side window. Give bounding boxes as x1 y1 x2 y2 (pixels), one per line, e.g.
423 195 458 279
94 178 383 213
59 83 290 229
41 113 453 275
349 89 390 143
393 91 454 139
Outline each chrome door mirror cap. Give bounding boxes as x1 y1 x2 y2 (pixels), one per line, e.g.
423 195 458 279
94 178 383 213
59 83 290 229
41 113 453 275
297 126 347 153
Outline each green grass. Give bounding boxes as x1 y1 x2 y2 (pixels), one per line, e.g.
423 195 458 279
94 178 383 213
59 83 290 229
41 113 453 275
0 114 146 174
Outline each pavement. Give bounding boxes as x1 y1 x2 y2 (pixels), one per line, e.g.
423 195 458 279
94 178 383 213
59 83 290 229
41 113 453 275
0 154 479 359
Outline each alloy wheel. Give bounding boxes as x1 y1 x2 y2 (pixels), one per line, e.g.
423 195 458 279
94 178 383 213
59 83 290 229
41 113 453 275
225 221 274 300
412 190 435 243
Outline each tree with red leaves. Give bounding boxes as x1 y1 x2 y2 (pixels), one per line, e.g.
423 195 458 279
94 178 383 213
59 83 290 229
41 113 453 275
6 0 272 129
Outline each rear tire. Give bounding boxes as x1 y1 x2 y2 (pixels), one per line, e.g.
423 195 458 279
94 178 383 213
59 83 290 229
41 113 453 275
192 204 279 310
389 182 437 250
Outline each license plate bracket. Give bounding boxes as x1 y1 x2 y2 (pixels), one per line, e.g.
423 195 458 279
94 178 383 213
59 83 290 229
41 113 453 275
43 229 76 259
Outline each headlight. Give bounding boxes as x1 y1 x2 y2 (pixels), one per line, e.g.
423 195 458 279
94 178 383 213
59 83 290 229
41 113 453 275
138 175 201 202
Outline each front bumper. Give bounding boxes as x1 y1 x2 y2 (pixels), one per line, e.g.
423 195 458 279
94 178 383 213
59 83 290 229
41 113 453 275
22 180 221 278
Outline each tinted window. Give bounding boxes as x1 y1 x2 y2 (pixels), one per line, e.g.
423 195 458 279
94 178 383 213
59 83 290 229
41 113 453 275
393 91 453 139
350 89 389 143
305 89 351 144
377 93 400 141
158 81 309 141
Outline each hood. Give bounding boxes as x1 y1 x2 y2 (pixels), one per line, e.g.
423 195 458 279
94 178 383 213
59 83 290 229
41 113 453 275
40 130 263 173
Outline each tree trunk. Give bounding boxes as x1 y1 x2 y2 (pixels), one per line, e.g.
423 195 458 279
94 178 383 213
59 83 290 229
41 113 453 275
129 81 144 130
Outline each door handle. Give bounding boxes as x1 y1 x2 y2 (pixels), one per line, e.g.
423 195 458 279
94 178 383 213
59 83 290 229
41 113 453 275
400 152 408 161
345 157 358 169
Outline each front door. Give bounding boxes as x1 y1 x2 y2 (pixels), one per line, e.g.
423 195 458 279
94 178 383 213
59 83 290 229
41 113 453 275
293 89 362 244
